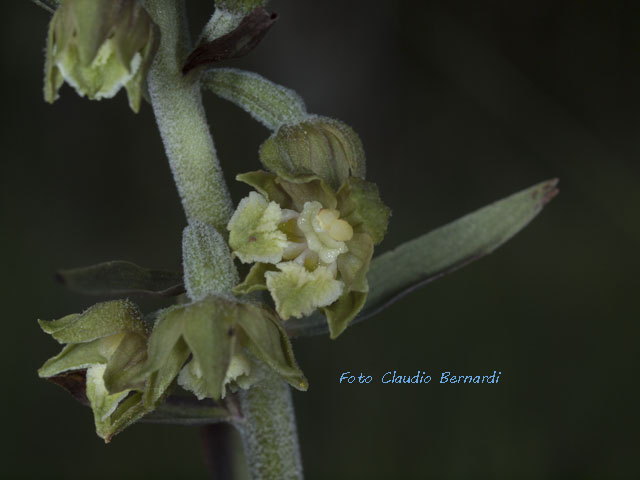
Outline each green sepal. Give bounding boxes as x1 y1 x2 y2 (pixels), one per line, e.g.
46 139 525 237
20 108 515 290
323 290 368 339
259 116 366 191
140 305 186 376
103 332 148 393
38 300 145 344
86 364 148 442
144 338 190 408
62 0 121 66
233 262 275 295
179 299 234 400
236 170 338 212
44 0 159 112
276 177 338 212
236 171 291 207
337 178 391 245
38 339 110 378
141 296 308 401
236 304 308 391
337 233 374 291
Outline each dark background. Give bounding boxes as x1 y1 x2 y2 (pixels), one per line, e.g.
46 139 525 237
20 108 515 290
3 1 639 478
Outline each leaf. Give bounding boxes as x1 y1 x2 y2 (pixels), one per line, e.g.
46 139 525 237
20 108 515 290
204 69 308 131
285 179 559 337
142 394 234 425
56 260 184 297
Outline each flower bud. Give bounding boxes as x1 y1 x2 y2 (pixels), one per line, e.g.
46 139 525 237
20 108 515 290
44 0 159 112
259 116 366 191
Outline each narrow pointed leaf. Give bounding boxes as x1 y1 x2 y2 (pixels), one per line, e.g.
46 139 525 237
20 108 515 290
286 179 559 337
142 394 234 425
203 68 308 130
56 260 184 297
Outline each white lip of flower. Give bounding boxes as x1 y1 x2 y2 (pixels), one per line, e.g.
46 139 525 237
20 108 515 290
55 37 142 100
228 194 356 319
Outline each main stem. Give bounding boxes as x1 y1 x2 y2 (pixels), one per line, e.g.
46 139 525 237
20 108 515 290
144 2 303 479
235 365 304 480
145 0 233 231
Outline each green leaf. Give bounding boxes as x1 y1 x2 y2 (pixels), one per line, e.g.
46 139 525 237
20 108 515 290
56 260 184 297
285 179 559 337
38 300 145 344
203 68 308 130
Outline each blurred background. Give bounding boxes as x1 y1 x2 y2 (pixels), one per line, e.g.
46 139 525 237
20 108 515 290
3 0 639 478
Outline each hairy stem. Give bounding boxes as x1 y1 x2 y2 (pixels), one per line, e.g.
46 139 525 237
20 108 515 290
145 2 303 479
144 0 233 231
234 365 304 480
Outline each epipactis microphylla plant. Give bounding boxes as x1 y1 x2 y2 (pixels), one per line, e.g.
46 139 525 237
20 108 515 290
31 1 558 478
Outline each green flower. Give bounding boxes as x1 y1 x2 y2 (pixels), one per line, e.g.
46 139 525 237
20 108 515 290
139 295 307 403
38 300 149 442
44 0 159 112
228 117 391 338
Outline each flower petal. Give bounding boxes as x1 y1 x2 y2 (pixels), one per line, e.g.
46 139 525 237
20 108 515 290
228 191 288 264
265 262 344 319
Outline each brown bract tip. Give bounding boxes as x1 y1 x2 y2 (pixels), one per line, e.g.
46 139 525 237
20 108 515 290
182 7 278 74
